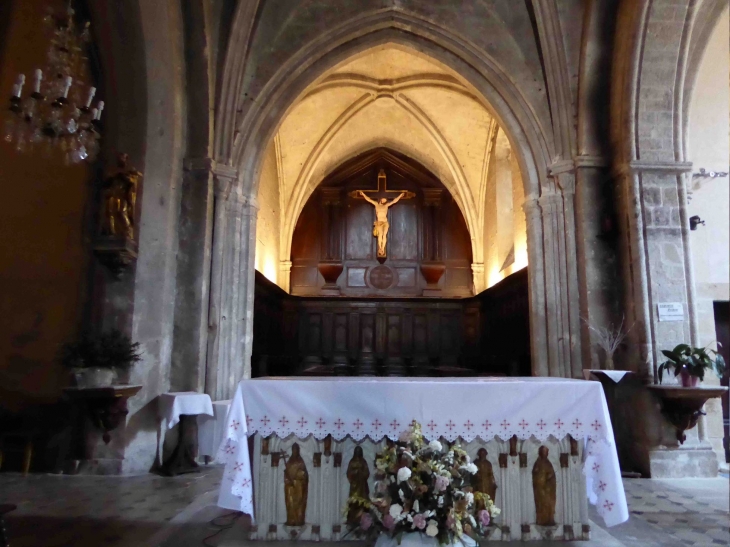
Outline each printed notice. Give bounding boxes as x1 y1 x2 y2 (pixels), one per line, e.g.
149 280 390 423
657 302 684 322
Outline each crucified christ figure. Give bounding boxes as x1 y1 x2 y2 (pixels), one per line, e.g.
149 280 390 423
357 190 406 257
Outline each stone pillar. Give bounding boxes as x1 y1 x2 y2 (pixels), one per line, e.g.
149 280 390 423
171 157 215 392
617 161 695 381
523 199 548 377
205 166 259 400
279 260 292 293
471 262 485 294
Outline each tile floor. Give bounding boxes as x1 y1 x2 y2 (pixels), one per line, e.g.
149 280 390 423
0 469 727 547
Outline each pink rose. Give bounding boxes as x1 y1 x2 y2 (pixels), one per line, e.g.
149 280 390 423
383 514 396 531
361 513 373 531
478 509 491 527
446 514 456 529
412 513 427 530
435 475 450 492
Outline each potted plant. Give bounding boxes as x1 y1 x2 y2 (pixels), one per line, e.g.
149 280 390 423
658 343 726 387
60 329 142 388
583 316 632 370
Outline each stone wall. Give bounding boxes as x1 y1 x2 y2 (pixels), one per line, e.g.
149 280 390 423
255 141 282 287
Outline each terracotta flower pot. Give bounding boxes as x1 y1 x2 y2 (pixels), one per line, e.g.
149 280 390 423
679 367 699 387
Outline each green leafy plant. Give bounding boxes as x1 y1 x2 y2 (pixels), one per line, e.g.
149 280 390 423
60 329 142 371
657 343 726 382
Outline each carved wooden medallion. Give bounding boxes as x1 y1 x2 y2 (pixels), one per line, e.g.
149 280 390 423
369 265 396 289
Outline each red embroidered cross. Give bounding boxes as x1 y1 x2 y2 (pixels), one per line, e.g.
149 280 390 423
446 420 455 431
297 417 308 428
500 420 510 429
598 481 607 492
555 419 564 429
390 419 400 431
464 420 473 430
261 416 270 427
536 420 546 430
233 462 244 472
225 445 235 455
231 420 241 431
592 463 600 472
371 419 382 429
482 420 492 430
279 416 289 427
334 418 344 429
591 420 601 431
246 416 253 427
427 420 437 431
353 419 363 430
241 478 252 488
572 419 582 429
603 500 614 512
316 418 326 428
518 420 529 430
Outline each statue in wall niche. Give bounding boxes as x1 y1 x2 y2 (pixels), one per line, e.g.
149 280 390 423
284 443 309 526
474 448 497 505
346 446 370 522
532 446 556 526
100 153 141 240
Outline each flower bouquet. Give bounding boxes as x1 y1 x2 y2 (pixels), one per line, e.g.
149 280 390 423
345 422 500 546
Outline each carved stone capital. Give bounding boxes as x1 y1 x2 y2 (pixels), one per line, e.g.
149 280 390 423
548 159 574 176
212 163 239 198
614 160 693 178
471 262 485 275
574 155 608 169
183 156 216 174
538 191 562 207
522 198 541 219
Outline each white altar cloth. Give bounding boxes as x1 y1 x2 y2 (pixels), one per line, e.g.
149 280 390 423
158 391 213 429
216 377 628 527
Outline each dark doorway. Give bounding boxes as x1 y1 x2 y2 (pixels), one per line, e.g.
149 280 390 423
713 301 729 462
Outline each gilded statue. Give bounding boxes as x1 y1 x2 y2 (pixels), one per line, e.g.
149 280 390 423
346 445 370 522
284 443 309 526
532 446 556 526
100 153 141 240
474 448 497 505
357 190 406 258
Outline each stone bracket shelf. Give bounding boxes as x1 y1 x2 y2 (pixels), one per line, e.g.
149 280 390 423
648 385 728 444
63 385 143 444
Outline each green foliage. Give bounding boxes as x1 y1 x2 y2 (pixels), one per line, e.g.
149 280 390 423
657 343 726 382
60 329 142 371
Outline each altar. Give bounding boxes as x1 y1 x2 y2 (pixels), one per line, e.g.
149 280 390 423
217 377 628 542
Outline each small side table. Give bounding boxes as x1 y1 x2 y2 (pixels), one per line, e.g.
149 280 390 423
158 392 213 476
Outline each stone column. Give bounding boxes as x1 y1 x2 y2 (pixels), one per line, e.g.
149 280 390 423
617 161 695 381
523 198 548 377
205 166 259 400
471 262 485 294
279 260 292 293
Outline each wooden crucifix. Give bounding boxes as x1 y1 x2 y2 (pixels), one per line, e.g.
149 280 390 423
349 169 415 260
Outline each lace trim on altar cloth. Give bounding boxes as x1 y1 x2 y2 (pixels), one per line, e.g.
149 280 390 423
233 417 609 445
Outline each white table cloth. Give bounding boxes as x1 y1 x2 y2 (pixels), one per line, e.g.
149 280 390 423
216 377 628 528
582 370 631 383
158 391 214 429
198 399 232 459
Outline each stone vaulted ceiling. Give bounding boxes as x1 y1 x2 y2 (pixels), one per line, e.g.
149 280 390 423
269 44 502 265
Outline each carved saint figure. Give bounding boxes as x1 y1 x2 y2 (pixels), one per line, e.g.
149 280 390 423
100 153 142 240
357 190 406 257
346 445 370 522
532 446 556 526
474 448 497 505
284 443 308 526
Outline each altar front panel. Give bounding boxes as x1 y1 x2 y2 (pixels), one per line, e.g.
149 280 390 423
249 433 590 542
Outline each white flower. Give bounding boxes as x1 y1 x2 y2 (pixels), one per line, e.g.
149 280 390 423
491 507 501 516
461 463 478 474
428 440 443 452
389 504 403 518
397 467 412 483
437 496 444 507
425 520 439 537
413 500 420 513
465 492 474 505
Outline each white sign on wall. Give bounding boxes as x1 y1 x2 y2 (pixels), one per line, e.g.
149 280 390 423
657 302 684 322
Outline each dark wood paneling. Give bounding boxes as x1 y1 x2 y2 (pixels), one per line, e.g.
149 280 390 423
290 148 472 297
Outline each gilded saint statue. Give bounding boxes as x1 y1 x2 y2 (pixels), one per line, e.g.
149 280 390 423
357 190 406 258
532 446 556 526
474 448 497 505
100 153 142 240
284 443 309 526
346 445 370 522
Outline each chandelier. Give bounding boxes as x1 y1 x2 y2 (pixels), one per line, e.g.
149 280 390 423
3 4 103 164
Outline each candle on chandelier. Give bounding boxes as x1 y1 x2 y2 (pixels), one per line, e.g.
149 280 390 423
61 76 73 99
85 87 96 108
95 100 104 120
15 74 25 97
33 69 43 93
